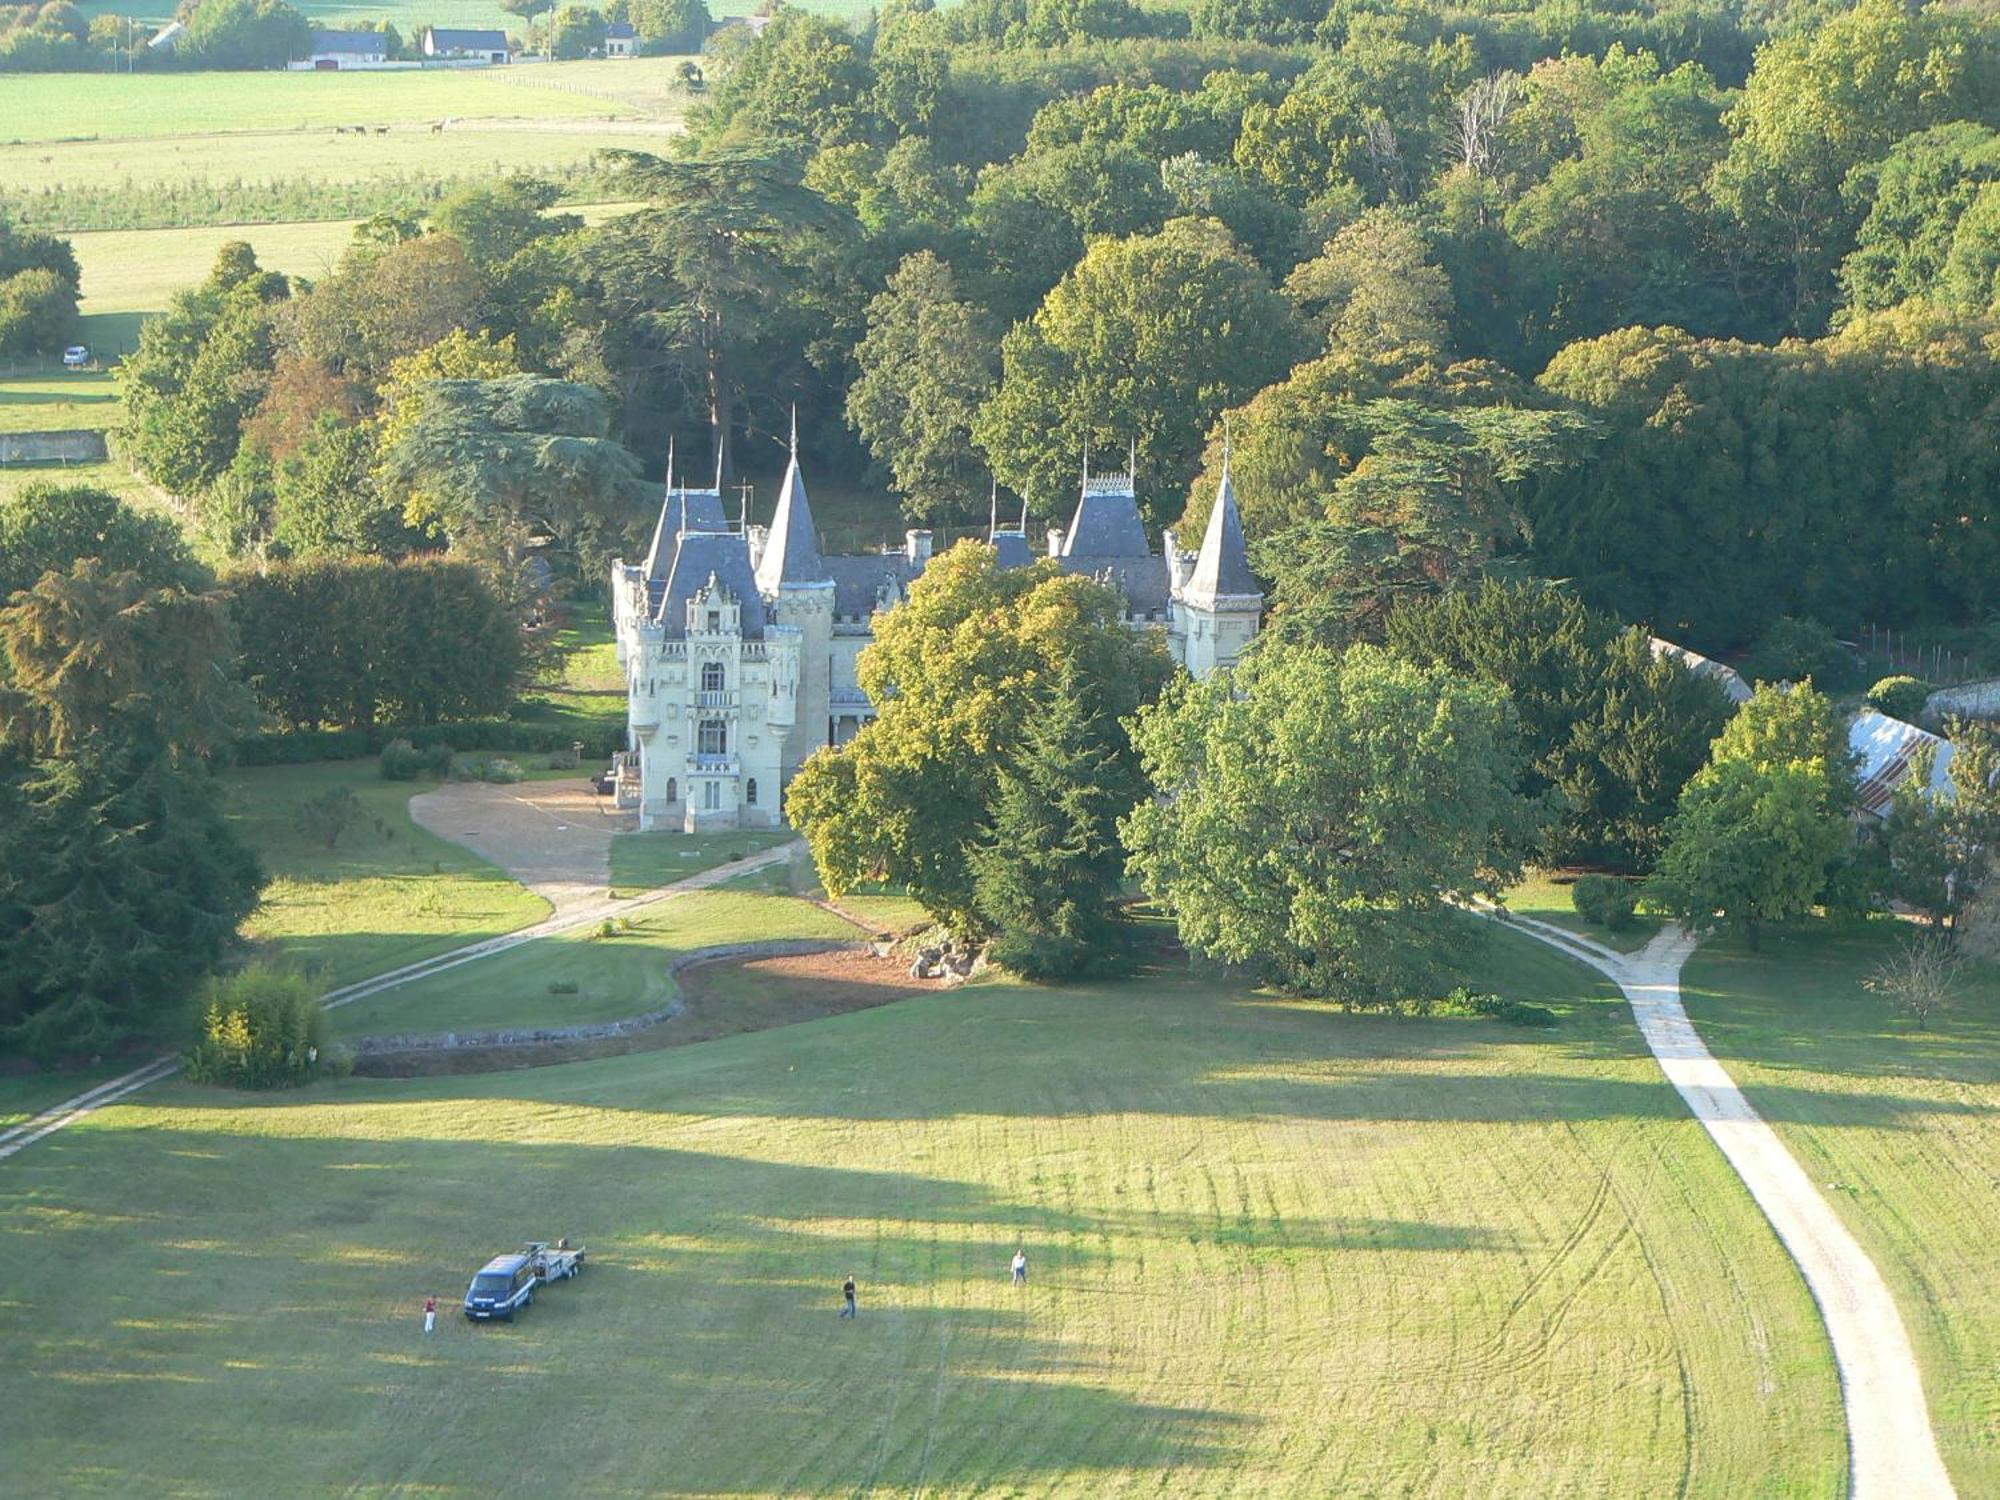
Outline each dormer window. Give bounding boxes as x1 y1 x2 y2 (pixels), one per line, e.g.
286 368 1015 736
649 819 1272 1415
707 610 720 632
701 662 724 693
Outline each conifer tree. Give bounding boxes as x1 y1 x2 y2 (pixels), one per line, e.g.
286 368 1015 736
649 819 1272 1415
970 667 1138 978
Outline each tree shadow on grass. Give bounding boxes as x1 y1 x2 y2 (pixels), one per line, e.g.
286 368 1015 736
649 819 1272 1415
1 1130 1274 1494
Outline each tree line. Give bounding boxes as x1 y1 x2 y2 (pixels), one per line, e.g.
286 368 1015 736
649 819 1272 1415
789 548 1999 1002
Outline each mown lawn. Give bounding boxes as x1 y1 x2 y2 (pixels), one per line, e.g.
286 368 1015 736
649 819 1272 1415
1681 917 2000 1497
327 885 861 1039
607 829 798 895
222 758 549 989
0 927 1844 1495
0 367 122 432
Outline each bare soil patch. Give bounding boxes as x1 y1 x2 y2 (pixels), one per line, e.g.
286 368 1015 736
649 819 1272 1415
355 946 936 1077
407 778 634 921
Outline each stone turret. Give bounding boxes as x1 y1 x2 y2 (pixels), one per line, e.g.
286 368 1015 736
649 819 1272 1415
755 411 835 783
1172 456 1262 678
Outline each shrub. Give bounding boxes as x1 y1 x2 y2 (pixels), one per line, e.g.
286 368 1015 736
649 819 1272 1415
295 785 362 849
987 928 1134 981
1867 675 1932 721
184 966 327 1089
1441 987 1559 1027
380 738 453 781
1571 873 1638 930
546 744 580 770
1744 616 1852 688
547 980 579 995
451 754 523 784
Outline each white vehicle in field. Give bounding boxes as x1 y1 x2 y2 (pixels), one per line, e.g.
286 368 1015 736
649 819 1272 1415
61 346 90 369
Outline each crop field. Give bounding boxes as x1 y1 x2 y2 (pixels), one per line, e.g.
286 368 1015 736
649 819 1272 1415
0 928 1847 1495
1681 918 2000 1496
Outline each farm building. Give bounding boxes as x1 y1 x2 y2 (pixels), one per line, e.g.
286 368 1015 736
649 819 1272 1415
1849 710 1956 823
604 22 636 56
1649 637 1754 705
303 30 390 68
421 27 510 62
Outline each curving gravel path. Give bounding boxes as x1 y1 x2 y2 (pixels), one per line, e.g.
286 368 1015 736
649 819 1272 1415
1493 909 1956 1500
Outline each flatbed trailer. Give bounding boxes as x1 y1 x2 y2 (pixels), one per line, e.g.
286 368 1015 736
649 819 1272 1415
525 1240 586 1282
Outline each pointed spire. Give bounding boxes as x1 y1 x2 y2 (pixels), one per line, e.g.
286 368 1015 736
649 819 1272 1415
737 477 748 535
754 420 826 594
1127 436 1137 480
665 435 676 495
1017 493 1028 530
712 440 724 496
988 479 998 537
1183 460 1259 605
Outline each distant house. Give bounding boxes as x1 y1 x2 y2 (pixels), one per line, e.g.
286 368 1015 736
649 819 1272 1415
1849 710 1956 823
604 21 636 56
307 29 389 68
1649 637 1753 705
422 27 510 62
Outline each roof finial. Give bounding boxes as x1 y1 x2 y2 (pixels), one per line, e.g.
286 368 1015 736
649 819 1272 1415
1221 413 1232 475
1018 491 1028 530
1081 438 1090 483
1128 436 1137 480
988 478 998 536
713 436 724 495
738 476 749 534
665 434 676 495
789 403 798 458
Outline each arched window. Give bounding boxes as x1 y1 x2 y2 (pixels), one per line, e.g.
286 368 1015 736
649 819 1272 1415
701 661 724 693
745 778 758 807
698 720 727 756
665 777 677 804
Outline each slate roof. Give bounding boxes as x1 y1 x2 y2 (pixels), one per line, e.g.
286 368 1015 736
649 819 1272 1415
755 452 828 593
989 528 1034 570
1062 556 1169 616
826 553 920 618
651 530 766 640
642 486 728 580
426 27 507 50
1181 466 1259 604
311 29 387 54
1060 475 1150 560
606 21 636 37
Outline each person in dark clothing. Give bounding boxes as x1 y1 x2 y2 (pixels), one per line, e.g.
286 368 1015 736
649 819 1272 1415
840 1275 857 1318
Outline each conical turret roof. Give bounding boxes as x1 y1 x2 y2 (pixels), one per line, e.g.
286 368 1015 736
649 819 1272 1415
1182 462 1259 604
755 413 828 593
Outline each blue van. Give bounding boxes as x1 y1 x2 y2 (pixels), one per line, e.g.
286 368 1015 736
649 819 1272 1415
463 1252 536 1321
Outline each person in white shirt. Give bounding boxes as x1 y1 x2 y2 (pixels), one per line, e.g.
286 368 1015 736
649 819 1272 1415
1011 1249 1027 1286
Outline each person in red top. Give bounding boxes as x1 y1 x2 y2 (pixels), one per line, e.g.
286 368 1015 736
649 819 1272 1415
423 1296 438 1334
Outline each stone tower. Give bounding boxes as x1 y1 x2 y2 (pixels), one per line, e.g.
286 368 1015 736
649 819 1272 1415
1173 457 1262 678
753 415 835 783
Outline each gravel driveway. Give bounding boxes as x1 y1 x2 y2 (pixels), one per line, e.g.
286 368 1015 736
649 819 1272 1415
408 778 636 922
1497 910 1957 1500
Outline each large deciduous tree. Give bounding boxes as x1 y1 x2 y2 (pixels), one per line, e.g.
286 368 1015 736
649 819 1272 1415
1646 681 1853 947
976 217 1301 528
1123 642 1537 1005
785 542 1170 935
847 252 999 524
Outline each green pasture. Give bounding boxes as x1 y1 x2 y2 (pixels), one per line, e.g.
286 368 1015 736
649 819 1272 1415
1681 918 2000 1496
326 884 860 1038
0 367 122 433
221 758 551 989
0 928 1846 1495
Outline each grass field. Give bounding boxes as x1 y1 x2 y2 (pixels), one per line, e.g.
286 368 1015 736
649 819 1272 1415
328 884 862 1038
0 927 1847 1495
1681 917 2000 1497
222 758 551 989
0 368 123 433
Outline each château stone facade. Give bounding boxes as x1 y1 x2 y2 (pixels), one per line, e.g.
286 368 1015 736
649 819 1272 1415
611 439 1261 832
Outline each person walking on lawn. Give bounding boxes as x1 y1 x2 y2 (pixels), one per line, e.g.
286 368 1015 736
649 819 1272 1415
1011 1250 1027 1286
840 1274 857 1319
